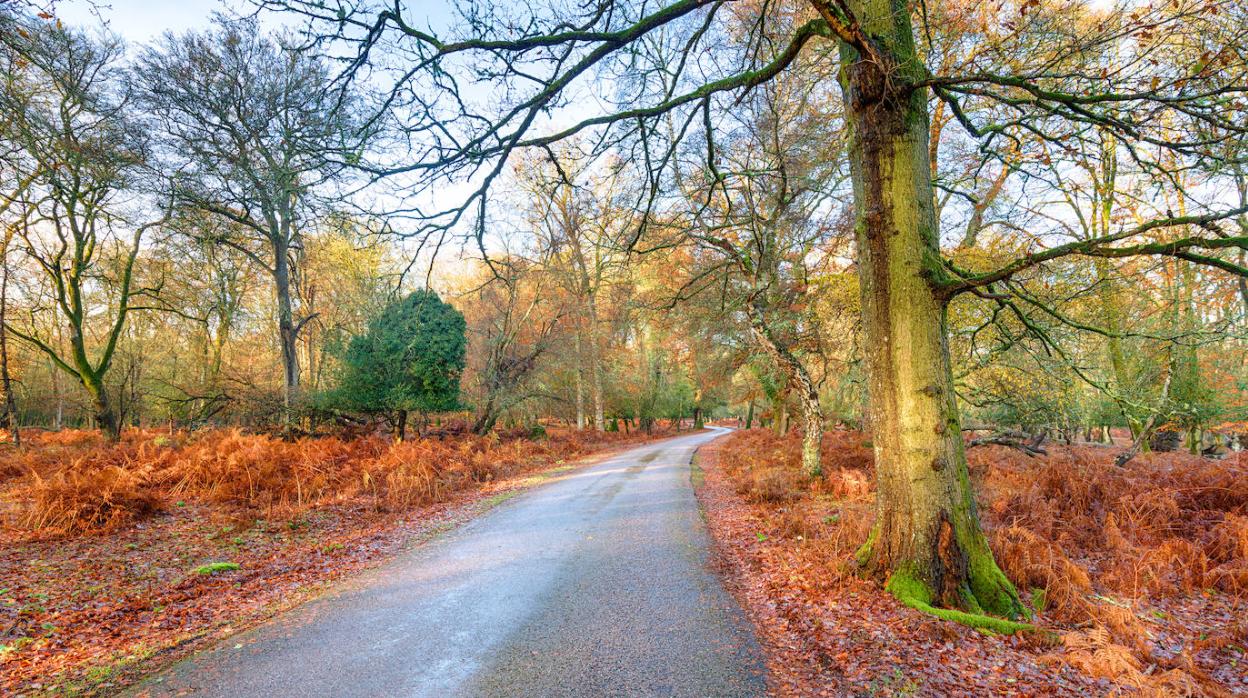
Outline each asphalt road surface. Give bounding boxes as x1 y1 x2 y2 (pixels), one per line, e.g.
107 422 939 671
133 426 767 698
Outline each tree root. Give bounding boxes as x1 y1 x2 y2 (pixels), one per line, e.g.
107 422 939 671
885 569 1035 635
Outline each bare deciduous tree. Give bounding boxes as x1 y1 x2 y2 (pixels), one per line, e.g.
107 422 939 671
0 18 161 441
137 16 369 419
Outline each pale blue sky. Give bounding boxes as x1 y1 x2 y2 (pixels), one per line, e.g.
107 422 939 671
55 1 456 44
56 0 240 41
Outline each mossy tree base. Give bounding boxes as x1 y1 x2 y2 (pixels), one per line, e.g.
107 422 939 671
884 570 1034 634
858 522 1033 634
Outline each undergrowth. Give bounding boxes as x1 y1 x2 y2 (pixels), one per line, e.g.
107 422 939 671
0 426 653 537
715 428 1248 696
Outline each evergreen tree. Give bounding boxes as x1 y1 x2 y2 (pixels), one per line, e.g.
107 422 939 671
334 290 466 440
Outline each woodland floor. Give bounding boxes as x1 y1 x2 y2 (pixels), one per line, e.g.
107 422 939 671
4 425 1246 696
0 425 671 696
694 430 1248 697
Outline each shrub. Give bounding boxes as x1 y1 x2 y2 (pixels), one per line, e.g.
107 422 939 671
743 467 799 503
14 464 161 535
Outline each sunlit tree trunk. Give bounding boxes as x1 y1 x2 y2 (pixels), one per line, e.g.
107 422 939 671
587 298 606 432
748 304 823 476
0 233 16 444
838 0 1025 621
573 330 586 429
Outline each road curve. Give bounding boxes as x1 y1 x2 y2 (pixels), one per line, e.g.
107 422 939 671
133 427 766 698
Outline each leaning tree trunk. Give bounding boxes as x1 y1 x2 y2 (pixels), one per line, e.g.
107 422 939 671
748 307 823 477
838 2 1026 625
473 396 501 436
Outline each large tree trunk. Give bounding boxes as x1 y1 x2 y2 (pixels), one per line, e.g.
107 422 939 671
839 5 1026 623
85 378 120 442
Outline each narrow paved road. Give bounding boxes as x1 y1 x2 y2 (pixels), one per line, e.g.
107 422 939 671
135 427 766 697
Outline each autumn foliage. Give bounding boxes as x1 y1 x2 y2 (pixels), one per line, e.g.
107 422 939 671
0 426 654 537
703 429 1248 696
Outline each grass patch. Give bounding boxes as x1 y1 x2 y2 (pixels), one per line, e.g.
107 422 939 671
482 491 520 508
192 562 240 575
690 454 705 488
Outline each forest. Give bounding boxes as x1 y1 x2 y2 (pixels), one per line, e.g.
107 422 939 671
1 0 1247 695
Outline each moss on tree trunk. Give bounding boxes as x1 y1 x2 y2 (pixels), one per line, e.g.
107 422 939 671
839 0 1027 625
84 378 120 442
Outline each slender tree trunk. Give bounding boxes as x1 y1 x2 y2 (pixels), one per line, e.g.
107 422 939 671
211 310 230 384
1173 258 1201 451
585 294 605 432
839 8 1025 620
0 242 17 444
573 330 586 430
274 240 300 419
394 409 407 442
1238 249 1248 316
52 361 63 430
1094 259 1145 442
590 346 605 433
744 400 755 430
50 312 64 430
